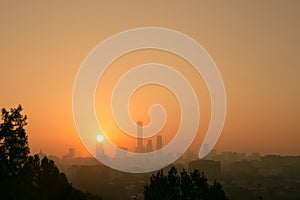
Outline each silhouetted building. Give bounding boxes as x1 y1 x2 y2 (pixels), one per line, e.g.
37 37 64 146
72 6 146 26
146 139 153 152
156 135 163 159
230 160 258 177
38 149 46 159
206 149 217 160
189 160 221 180
185 148 198 162
68 148 75 158
63 148 75 159
135 121 145 153
96 142 104 158
156 135 162 150
248 152 261 161
221 151 245 162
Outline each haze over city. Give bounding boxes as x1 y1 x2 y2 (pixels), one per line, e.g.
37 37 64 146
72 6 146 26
1 1 300 200
1 1 299 158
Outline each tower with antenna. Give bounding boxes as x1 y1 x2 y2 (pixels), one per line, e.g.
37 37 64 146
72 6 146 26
135 121 145 153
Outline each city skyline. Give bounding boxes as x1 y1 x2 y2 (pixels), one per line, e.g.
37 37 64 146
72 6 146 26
1 1 299 157
1 1 299 199
96 121 165 160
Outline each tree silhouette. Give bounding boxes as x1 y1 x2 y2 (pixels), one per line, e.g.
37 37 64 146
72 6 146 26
0 105 29 177
0 105 101 200
144 166 229 200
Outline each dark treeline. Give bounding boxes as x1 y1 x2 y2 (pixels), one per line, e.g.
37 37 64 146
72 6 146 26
144 166 228 200
0 105 101 200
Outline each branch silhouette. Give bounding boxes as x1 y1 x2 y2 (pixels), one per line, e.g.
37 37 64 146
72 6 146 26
0 105 101 200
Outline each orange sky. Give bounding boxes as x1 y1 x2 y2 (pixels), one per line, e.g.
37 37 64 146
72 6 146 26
0 1 299 157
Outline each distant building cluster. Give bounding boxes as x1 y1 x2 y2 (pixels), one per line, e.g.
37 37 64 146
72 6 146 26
35 122 300 200
96 121 164 161
36 145 300 200
134 121 163 155
63 148 75 159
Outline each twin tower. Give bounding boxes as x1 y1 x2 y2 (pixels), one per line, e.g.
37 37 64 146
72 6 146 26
135 121 162 154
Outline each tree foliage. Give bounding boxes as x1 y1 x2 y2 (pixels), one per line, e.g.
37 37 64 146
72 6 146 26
144 166 228 200
0 105 29 177
0 105 101 200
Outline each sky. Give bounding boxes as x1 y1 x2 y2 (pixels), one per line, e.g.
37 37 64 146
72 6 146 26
0 1 299 157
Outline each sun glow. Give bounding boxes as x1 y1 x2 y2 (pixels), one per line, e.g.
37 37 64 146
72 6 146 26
97 135 104 142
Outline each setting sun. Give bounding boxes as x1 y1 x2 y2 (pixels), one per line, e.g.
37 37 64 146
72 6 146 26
97 135 104 143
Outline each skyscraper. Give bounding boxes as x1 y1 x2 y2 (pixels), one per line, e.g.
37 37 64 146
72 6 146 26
96 140 109 161
68 148 75 158
156 135 163 159
96 141 104 158
135 121 145 153
156 135 162 150
146 139 153 152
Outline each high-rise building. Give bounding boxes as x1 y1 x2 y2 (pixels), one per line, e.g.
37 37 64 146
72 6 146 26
68 148 75 158
62 148 75 159
146 139 153 152
96 142 104 158
135 121 145 153
156 135 162 150
156 135 163 159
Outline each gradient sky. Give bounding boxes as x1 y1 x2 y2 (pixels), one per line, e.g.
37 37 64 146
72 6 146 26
0 1 299 157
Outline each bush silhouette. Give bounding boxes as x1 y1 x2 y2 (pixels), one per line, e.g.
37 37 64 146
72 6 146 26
144 166 228 200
